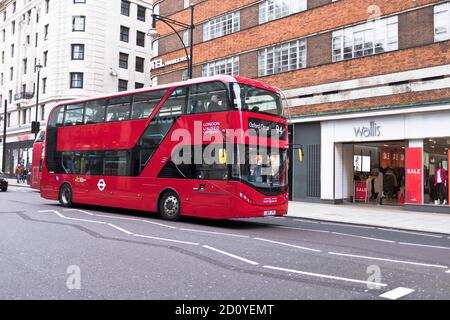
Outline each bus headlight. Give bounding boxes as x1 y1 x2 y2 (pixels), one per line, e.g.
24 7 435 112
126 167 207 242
239 192 253 204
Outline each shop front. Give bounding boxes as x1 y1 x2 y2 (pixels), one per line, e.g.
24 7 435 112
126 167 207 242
2 136 34 176
319 108 450 212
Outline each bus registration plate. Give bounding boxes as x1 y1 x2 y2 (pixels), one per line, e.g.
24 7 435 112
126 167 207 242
264 210 276 216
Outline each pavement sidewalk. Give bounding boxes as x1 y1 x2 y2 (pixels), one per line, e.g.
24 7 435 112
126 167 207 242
5 178 31 188
287 201 450 235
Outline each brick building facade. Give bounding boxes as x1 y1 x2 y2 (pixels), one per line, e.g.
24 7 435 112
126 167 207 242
152 0 450 212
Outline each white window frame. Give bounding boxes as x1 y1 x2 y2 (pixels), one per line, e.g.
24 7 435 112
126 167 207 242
259 0 306 24
203 12 240 41
332 16 398 62
72 16 85 32
202 56 240 77
258 38 307 76
434 3 450 42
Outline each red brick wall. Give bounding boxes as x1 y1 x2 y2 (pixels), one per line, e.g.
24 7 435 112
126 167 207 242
399 6 435 50
308 0 332 10
307 32 333 68
154 0 441 79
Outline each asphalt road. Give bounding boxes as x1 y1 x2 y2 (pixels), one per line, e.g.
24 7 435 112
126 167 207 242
1 186 449 300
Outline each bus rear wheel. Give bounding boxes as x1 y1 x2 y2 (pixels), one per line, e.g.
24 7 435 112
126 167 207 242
59 184 73 207
159 191 181 221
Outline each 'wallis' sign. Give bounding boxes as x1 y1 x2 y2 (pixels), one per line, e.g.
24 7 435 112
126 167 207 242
354 121 381 138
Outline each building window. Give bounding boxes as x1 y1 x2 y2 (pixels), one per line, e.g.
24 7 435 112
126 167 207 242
203 12 240 41
434 3 450 42
45 0 50 14
135 56 145 72
10 67 13 80
137 5 146 22
71 44 84 60
258 39 306 76
332 16 398 62
70 72 84 88
135 82 144 89
42 78 47 94
202 56 239 77
11 21 15 35
11 44 14 57
118 79 128 92
12 1 16 13
74 0 86 3
72 16 85 32
120 26 129 42
121 0 130 16
259 0 306 24
43 51 48 66
22 109 28 125
35 32 38 47
44 25 49 40
136 31 145 47
23 58 27 74
2 29 5 42
41 105 46 121
119 52 129 69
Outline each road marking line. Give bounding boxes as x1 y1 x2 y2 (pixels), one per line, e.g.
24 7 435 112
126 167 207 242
254 238 321 252
273 226 330 233
63 209 95 216
133 234 199 246
179 228 249 238
39 210 107 224
446 270 450 274
328 252 448 269
202 245 259 265
107 223 134 235
263 265 387 287
320 222 376 229
376 228 443 238
331 232 396 243
68 209 177 229
379 287 415 300
293 219 320 224
398 242 450 250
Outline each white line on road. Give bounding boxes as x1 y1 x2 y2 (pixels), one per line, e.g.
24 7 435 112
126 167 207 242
328 252 449 269
134 234 200 246
273 226 331 233
446 270 450 274
254 238 321 253
331 232 396 243
63 209 95 216
107 223 134 235
376 228 443 238
179 228 250 238
320 222 376 229
63 209 177 229
39 210 106 224
398 242 450 250
202 245 259 265
293 219 320 224
263 265 387 287
379 287 415 300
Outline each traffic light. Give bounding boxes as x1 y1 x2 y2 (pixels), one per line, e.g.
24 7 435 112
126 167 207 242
31 121 40 134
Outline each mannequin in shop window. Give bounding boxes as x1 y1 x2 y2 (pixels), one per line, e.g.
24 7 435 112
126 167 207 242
434 162 447 205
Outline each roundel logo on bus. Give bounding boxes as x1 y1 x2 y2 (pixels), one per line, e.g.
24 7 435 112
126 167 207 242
97 179 106 192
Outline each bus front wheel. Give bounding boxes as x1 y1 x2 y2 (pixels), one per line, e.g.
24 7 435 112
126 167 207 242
59 184 73 207
159 191 181 221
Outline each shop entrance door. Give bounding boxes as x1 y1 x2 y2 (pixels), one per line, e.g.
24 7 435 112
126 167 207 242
351 141 406 206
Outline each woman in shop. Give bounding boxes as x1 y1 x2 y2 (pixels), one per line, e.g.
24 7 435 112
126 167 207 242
434 162 447 205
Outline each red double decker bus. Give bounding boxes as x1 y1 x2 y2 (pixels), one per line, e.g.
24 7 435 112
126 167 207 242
31 130 45 190
41 76 288 220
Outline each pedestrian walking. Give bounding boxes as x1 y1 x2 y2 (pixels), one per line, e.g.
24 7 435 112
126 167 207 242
15 165 22 183
434 162 447 205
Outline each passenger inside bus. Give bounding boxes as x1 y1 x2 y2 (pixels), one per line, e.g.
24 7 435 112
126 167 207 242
208 95 226 112
192 100 206 114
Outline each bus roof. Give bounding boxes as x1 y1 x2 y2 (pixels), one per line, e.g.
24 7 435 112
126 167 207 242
53 75 280 109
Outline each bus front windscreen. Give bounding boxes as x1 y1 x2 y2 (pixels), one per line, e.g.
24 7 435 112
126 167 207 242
232 146 288 195
233 84 283 116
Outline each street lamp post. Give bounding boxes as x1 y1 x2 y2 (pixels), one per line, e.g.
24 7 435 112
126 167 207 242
33 63 43 139
148 5 195 79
